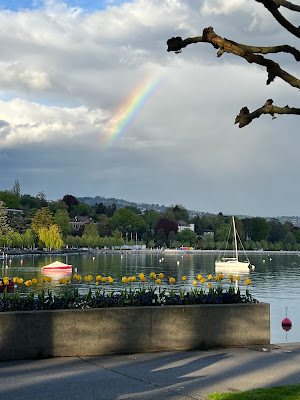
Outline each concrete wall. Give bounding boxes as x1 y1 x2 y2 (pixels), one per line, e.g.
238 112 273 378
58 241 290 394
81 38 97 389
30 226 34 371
0 303 270 361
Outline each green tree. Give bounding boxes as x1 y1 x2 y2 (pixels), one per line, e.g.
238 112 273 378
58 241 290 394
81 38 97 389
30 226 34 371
11 179 21 197
10 232 23 248
82 223 100 247
97 214 111 237
0 201 12 235
22 229 36 248
215 222 231 243
69 202 93 218
249 217 270 242
155 228 166 248
148 239 155 249
0 191 21 209
54 209 72 237
110 207 144 236
39 225 64 250
31 207 55 235
168 231 178 248
268 219 284 243
178 229 198 247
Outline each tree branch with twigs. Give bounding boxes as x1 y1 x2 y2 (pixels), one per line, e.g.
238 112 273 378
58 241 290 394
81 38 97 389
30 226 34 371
167 0 300 128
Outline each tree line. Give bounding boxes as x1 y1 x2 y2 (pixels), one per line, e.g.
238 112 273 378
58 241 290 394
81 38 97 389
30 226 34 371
0 181 300 251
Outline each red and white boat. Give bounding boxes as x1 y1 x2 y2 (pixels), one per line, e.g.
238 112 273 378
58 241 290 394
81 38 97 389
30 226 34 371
42 261 72 271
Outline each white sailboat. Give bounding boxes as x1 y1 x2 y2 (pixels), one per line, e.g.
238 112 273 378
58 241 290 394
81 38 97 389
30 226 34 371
215 216 254 273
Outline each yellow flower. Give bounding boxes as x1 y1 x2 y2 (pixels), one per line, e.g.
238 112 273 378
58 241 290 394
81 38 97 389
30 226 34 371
197 274 202 280
65 280 71 285
84 276 90 282
13 277 18 283
229 275 234 283
245 278 251 285
76 275 82 281
182 276 187 281
96 275 102 281
131 276 136 282
32 278 37 284
18 278 24 284
128 277 133 282
159 273 164 279
192 280 198 286
208 274 212 280
150 272 156 279
169 277 176 284
219 274 224 280
65 277 71 283
207 283 212 288
59 278 65 284
155 279 161 285
101 277 106 283
139 273 145 280
3 279 9 286
236 276 241 281
24 280 32 287
201 278 206 284
4 276 9 280
140 276 146 282
0 281 2 286
88 275 93 281
95 281 99 285
47 276 52 282
73 274 78 279
215 276 219 282
108 276 114 283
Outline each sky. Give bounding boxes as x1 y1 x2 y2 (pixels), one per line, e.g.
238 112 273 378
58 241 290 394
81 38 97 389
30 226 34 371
0 0 299 218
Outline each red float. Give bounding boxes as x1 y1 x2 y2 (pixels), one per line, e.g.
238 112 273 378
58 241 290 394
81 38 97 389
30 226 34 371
282 317 292 332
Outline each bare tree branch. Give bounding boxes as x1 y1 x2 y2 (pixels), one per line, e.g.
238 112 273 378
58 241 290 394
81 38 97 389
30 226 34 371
167 27 300 88
235 100 300 128
256 0 300 37
280 0 300 11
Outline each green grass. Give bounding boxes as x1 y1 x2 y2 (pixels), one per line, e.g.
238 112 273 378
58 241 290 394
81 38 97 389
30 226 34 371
207 384 300 400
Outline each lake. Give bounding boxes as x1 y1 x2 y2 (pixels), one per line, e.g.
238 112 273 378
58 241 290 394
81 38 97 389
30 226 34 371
1 251 299 345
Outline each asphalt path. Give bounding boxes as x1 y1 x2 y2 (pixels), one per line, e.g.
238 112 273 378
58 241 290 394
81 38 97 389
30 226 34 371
1 344 300 400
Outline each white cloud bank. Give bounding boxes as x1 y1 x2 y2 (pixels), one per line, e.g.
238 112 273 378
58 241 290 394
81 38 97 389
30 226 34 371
0 0 299 216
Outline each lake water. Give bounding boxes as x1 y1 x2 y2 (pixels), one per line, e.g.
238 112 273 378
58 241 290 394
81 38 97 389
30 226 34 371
1 251 300 345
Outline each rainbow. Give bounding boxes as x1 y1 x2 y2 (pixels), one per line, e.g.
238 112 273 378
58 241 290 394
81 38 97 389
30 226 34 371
103 69 165 149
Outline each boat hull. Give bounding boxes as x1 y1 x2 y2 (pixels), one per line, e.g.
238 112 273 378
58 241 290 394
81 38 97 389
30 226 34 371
215 261 250 273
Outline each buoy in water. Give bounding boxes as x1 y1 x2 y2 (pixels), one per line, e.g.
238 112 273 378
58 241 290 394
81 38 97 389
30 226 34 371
282 307 292 332
282 318 292 331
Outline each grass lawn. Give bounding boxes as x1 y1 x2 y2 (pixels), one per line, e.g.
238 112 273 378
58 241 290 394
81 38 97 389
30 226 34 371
207 384 300 399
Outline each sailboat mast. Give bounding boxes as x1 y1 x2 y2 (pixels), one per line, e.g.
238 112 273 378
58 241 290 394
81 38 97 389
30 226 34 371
232 216 238 260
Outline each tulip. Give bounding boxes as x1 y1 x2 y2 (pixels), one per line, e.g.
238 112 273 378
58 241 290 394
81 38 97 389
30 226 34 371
197 274 202 280
159 273 164 279
155 279 161 285
245 278 251 285
192 280 198 286
96 275 102 281
169 277 175 284
32 278 37 284
182 276 187 281
18 278 24 284
150 272 156 279
208 274 212 280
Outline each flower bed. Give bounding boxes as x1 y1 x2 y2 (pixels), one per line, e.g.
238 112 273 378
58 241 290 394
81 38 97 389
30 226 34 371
0 272 270 361
0 272 257 311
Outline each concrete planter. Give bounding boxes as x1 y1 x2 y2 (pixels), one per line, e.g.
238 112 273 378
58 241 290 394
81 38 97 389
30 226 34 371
0 303 270 361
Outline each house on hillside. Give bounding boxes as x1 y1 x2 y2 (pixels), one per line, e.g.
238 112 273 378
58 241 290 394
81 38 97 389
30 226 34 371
177 220 195 233
70 216 94 232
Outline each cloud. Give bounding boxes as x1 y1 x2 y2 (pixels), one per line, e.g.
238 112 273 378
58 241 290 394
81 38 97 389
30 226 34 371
0 0 299 216
0 98 109 148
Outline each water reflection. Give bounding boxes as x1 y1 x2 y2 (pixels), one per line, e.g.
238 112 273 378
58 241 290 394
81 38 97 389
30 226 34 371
1 252 300 344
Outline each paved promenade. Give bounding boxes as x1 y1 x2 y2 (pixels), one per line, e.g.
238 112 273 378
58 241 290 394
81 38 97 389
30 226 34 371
0 344 300 400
